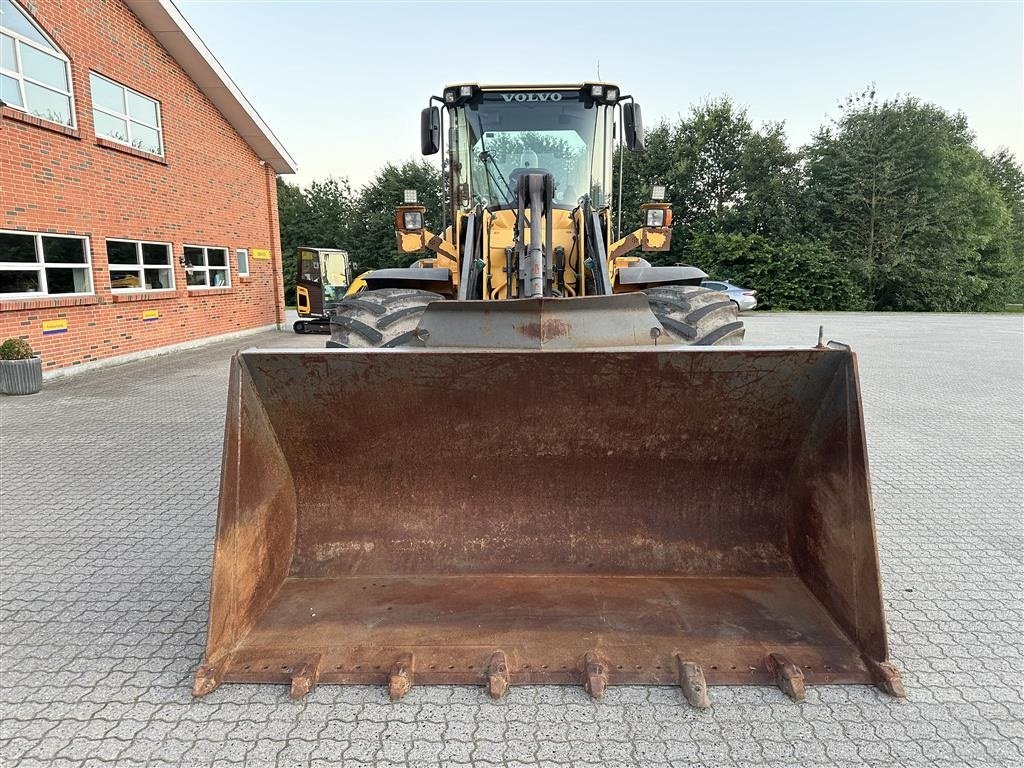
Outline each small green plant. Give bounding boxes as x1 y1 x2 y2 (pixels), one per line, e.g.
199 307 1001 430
0 338 34 360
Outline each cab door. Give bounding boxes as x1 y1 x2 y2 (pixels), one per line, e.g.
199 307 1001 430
321 250 351 303
296 249 324 318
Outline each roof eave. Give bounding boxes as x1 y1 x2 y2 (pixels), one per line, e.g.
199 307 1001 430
122 0 296 174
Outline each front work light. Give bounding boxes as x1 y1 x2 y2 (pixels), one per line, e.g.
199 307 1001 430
645 208 666 228
443 84 477 105
403 189 418 204
605 87 619 103
590 84 604 98
403 211 424 231
651 184 666 202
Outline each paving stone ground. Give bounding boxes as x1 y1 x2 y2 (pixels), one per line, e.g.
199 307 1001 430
1 312 1021 768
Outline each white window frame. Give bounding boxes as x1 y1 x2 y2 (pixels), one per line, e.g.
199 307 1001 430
184 245 231 290
89 72 163 156
235 248 249 277
106 238 175 293
0 229 92 298
0 1 76 128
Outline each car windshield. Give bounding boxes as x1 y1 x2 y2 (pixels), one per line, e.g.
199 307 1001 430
450 90 614 211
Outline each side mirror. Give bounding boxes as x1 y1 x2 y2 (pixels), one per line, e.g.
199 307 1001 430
421 106 441 155
622 102 644 151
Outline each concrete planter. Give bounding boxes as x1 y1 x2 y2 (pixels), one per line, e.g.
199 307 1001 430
0 355 43 395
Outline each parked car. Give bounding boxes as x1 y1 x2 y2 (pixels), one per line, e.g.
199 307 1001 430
702 280 758 311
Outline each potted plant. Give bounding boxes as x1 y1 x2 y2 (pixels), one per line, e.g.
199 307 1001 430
0 338 43 395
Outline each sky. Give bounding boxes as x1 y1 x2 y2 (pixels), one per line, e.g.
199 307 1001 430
177 0 1024 188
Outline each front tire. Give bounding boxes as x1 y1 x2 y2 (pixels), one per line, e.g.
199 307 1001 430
645 286 745 345
327 288 444 348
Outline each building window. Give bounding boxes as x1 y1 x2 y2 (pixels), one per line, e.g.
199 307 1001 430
0 230 91 296
0 0 75 127
107 239 174 292
89 72 163 155
236 248 249 277
184 245 230 289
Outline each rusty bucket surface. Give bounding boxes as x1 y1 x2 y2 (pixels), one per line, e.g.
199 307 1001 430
194 345 903 703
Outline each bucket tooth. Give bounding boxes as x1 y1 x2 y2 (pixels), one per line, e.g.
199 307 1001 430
863 657 906 698
583 651 608 700
388 653 415 701
675 657 711 709
192 655 231 698
289 655 322 700
765 653 805 701
487 651 510 700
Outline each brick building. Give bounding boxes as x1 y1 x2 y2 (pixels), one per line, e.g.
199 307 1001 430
0 0 295 372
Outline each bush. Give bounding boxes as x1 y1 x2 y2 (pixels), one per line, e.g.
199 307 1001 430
0 338 34 360
686 233 864 311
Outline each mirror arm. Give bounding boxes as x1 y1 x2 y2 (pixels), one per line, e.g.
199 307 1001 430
616 102 623 240
429 96 447 236
614 96 640 239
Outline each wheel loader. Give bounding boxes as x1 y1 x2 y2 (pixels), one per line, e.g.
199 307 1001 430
195 83 904 706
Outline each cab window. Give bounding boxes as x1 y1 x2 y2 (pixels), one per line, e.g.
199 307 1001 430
298 250 320 283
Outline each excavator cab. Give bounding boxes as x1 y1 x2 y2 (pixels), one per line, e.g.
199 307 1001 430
294 248 352 334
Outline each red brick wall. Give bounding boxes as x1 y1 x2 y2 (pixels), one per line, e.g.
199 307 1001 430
0 0 285 371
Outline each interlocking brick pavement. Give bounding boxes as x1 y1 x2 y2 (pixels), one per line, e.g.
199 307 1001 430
1 313 1021 767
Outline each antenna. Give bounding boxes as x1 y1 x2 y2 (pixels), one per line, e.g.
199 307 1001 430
597 60 601 80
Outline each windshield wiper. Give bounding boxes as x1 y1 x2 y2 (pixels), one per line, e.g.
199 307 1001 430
475 116 515 207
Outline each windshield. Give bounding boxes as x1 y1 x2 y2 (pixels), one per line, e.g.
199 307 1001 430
450 90 614 211
322 251 349 288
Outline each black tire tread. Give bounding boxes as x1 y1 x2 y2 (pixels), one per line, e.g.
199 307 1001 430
378 305 430 329
656 315 698 341
328 288 443 348
338 297 388 316
686 299 735 324
645 294 693 314
695 321 746 346
330 316 383 344
645 286 745 346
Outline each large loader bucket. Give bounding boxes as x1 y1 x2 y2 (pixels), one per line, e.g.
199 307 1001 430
194 344 903 704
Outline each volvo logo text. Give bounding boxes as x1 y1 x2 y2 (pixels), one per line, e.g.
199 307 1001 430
500 92 564 103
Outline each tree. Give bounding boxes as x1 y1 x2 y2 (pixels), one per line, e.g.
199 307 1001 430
806 91 1012 311
275 164 442 302
304 177 355 251
614 99 811 268
344 160 444 271
276 176 353 304
614 120 675 239
672 97 753 231
737 122 813 239
979 149 1024 307
276 177 311 305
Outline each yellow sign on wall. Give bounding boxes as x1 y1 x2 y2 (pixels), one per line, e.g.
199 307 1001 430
41 318 68 335
251 248 271 260
142 309 160 322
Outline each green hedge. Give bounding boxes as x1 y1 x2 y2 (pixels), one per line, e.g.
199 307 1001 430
687 233 864 311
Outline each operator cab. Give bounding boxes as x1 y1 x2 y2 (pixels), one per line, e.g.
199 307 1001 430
295 248 353 334
423 84 642 216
